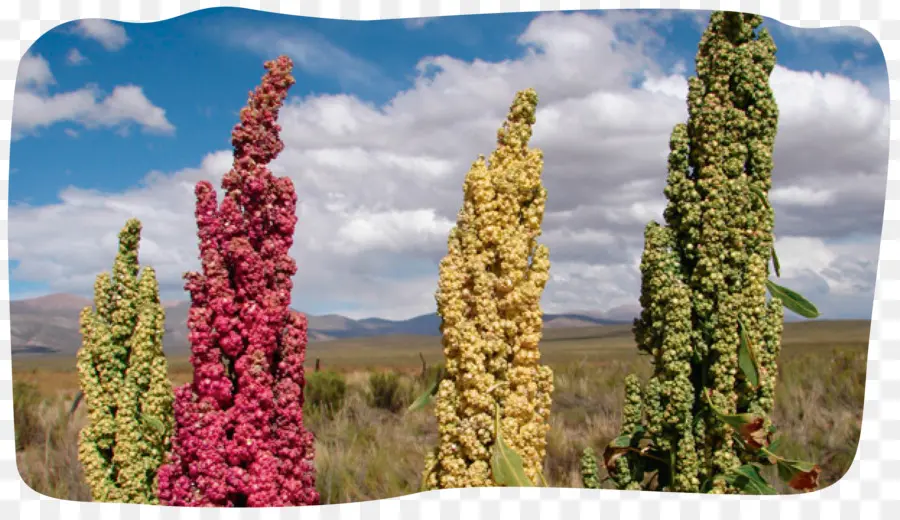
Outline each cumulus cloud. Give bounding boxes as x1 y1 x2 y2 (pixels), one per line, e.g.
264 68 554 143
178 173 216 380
9 12 889 320
67 48 88 65
12 53 175 139
17 53 54 91
71 19 130 51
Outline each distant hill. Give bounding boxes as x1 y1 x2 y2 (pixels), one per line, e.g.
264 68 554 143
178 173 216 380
9 293 632 357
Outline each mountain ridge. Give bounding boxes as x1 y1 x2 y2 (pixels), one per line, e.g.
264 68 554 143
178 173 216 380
10 293 636 357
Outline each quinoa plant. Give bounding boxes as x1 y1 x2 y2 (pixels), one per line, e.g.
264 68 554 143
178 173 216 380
156 55 319 507
76 218 174 504
581 11 821 494
420 88 553 489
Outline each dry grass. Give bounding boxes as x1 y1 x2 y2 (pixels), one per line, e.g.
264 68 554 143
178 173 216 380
12 320 869 503
14 386 91 501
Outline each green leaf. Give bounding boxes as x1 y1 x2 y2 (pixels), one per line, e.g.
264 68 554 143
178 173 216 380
407 389 435 412
407 376 441 412
609 433 633 449
537 469 550 487
703 392 771 449
776 460 793 483
771 246 781 278
704 392 755 430
766 280 820 318
737 318 760 388
759 437 784 465
143 415 166 435
490 403 534 487
747 184 782 279
727 464 778 495
407 393 434 412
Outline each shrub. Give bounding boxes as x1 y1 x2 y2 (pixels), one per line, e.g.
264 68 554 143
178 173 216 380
584 11 820 495
423 88 554 489
75 218 173 504
367 371 407 413
13 381 43 451
157 56 318 507
306 371 348 415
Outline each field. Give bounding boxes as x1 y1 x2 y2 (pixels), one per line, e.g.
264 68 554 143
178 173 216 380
12 320 869 503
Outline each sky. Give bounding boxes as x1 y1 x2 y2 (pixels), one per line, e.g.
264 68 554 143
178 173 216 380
7 8 891 321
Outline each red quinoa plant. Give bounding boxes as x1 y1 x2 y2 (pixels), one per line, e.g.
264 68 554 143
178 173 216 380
156 55 319 507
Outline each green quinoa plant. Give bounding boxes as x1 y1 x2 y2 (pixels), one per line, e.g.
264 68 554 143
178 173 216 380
419 88 553 489
76 218 174 503
581 11 821 494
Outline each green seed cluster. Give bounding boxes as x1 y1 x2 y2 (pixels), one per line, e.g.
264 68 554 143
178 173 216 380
597 11 784 494
76 218 174 504
580 447 602 490
423 88 554 489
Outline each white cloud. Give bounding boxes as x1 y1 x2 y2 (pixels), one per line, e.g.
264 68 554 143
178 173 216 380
17 54 54 92
336 209 455 254
640 70 688 99
12 54 175 139
67 48 88 65
769 186 835 207
224 25 393 90
9 12 889 320
72 19 130 51
771 236 880 319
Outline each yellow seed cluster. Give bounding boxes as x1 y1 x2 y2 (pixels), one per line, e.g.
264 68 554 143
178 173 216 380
423 88 553 489
76 219 174 503
611 12 784 493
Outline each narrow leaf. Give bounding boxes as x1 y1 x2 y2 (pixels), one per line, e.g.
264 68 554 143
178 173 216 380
760 437 784 465
772 246 781 278
537 469 550 487
766 280 820 318
728 464 778 495
490 403 534 487
407 393 434 412
705 395 756 430
407 375 442 412
737 318 760 388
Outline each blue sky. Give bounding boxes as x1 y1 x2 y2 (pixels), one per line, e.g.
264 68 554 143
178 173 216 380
7 9 890 319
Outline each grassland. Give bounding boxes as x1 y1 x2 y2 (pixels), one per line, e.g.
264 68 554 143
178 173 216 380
12 320 869 503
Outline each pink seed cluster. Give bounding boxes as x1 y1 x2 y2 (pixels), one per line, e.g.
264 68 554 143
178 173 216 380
156 55 319 507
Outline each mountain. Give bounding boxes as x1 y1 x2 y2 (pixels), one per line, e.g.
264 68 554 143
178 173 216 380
9 293 632 357
10 294 92 356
